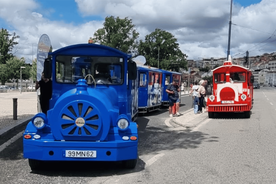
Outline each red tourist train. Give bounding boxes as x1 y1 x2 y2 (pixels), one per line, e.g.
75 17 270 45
206 56 254 118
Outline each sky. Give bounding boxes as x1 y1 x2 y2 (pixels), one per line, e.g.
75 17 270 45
1 0 275 64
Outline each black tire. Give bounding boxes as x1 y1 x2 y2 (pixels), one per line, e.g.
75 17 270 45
244 111 251 118
208 112 214 118
28 159 42 171
122 159 137 169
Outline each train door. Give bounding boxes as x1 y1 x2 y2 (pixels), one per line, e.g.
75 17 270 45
138 71 148 107
148 72 161 106
162 73 171 104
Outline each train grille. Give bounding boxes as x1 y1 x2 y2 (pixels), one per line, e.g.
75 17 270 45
60 103 101 136
208 105 250 112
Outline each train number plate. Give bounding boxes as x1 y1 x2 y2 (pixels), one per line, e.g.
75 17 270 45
65 150 97 158
221 101 234 104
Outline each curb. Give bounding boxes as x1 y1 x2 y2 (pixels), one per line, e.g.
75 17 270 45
0 116 32 139
169 110 208 129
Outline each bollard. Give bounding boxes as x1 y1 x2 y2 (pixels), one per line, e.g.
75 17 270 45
13 98 17 120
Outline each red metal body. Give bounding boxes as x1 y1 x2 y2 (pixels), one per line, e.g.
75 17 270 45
206 57 254 118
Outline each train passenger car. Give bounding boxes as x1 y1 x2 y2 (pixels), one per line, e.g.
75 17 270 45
23 43 139 170
160 69 182 106
137 66 162 113
206 56 254 118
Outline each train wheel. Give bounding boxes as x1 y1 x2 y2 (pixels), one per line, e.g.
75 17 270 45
244 111 251 118
208 112 214 118
122 158 137 169
28 159 42 170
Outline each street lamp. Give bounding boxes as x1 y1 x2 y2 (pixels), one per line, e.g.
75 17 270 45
158 40 165 69
20 66 26 94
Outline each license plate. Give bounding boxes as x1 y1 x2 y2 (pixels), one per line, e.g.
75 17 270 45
221 101 234 104
65 150 97 158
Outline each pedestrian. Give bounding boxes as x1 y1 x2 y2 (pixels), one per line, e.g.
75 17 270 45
197 80 206 113
166 79 180 117
190 82 199 108
193 88 199 114
36 72 52 115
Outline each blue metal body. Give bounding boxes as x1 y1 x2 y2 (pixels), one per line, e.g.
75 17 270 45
159 69 182 106
23 44 138 163
137 66 163 113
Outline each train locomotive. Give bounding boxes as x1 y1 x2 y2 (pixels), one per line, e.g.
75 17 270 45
206 56 254 118
23 43 139 170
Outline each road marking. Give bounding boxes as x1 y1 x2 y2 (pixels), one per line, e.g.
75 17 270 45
191 118 211 132
0 130 23 153
270 102 273 106
164 118 173 128
145 153 165 167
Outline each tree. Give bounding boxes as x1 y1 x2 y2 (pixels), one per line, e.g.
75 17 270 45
138 28 187 72
0 28 20 64
6 57 30 81
30 58 37 82
0 64 8 85
92 16 139 53
199 66 210 72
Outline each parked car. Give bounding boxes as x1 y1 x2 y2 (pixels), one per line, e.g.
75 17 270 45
253 82 260 89
27 85 35 90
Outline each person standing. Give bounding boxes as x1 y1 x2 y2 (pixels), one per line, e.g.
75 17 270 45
190 82 199 108
36 72 52 115
166 79 180 117
197 80 206 113
194 91 199 114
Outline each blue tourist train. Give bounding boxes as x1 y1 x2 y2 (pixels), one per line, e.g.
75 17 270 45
23 43 139 170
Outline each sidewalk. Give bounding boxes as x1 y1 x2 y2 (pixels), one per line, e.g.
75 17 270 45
0 91 37 138
170 108 208 129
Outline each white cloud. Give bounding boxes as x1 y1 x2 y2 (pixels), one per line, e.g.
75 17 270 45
1 0 275 63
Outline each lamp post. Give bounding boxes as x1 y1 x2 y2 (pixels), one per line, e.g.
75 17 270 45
158 40 165 69
158 47 159 69
20 66 26 94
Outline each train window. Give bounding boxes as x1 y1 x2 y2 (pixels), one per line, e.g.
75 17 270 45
139 73 147 87
55 55 123 85
214 73 226 83
165 75 170 85
230 72 245 82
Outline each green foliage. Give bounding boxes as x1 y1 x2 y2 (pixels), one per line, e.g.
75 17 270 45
0 28 20 64
0 64 8 85
202 76 213 85
199 66 210 72
6 57 30 81
30 58 37 82
93 16 139 53
137 28 187 72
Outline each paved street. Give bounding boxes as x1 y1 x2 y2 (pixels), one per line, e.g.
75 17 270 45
0 91 37 130
1 88 276 184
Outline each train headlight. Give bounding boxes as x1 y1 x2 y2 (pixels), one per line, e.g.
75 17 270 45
32 113 47 129
209 95 215 102
117 115 130 131
241 94 247 101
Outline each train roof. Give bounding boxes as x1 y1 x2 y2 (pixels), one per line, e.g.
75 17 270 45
212 56 250 73
137 65 162 72
50 43 131 59
158 69 181 75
